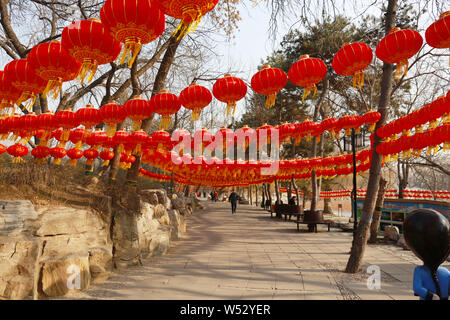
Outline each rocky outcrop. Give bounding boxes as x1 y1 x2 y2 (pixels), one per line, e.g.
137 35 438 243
384 226 400 242
0 191 199 299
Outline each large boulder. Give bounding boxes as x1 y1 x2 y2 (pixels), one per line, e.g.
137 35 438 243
141 189 168 207
39 253 90 297
0 238 38 300
0 200 38 236
111 209 141 269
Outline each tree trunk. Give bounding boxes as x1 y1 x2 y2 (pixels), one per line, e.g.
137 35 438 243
267 183 272 206
369 177 387 243
249 186 253 205
274 179 281 205
291 175 300 206
345 0 398 274
255 184 259 206
398 159 409 199
310 76 329 212
125 34 183 186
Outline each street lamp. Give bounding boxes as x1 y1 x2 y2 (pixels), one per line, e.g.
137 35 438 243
343 128 366 244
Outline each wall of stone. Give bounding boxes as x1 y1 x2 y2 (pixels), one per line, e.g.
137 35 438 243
0 190 201 300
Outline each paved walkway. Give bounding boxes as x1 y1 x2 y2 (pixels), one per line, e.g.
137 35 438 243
67 201 448 300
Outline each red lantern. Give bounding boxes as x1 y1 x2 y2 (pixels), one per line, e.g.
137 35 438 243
130 130 149 156
149 90 181 130
179 83 212 121
213 74 247 117
0 71 21 115
100 0 165 67
36 111 57 146
321 117 339 138
151 130 173 154
31 146 50 163
50 147 67 165
67 148 84 166
100 100 127 137
84 148 99 166
338 114 362 136
155 0 219 39
85 130 107 150
425 11 450 64
61 19 122 84
53 108 79 143
376 27 423 79
69 128 87 149
3 59 48 111
332 42 373 89
114 130 130 153
257 123 276 147
123 96 153 131
100 149 115 167
251 65 287 109
7 144 28 163
27 40 81 99
75 105 102 131
363 110 381 132
288 55 327 100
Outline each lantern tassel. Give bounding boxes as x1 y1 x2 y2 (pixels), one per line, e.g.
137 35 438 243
16 93 36 112
302 85 317 101
395 60 409 80
173 8 203 41
226 102 236 117
42 79 63 100
265 94 277 109
131 120 141 132
53 158 62 166
102 160 110 167
69 159 78 166
77 60 99 84
120 40 142 68
159 116 172 130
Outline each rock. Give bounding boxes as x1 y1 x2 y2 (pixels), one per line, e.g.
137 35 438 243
149 229 171 257
141 189 167 206
88 247 113 282
168 209 183 240
0 238 38 299
39 253 90 297
153 204 167 219
0 200 38 236
136 203 162 258
35 207 106 237
396 235 409 250
171 198 186 211
384 226 400 242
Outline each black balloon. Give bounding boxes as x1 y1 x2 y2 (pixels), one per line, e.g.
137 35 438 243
403 209 450 273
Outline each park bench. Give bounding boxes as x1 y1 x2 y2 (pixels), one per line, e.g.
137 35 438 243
270 203 303 220
296 210 332 233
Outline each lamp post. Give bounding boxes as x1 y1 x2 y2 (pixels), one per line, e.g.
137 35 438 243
343 128 365 244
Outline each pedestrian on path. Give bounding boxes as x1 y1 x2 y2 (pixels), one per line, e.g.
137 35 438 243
229 191 238 214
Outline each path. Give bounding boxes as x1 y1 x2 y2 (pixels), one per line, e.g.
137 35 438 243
65 201 447 300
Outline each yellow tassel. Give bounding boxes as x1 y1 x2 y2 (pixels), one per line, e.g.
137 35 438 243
120 40 142 68
102 160 110 167
53 158 62 166
16 93 36 112
395 60 409 80
265 94 277 109
131 120 141 132
69 159 77 166
42 79 63 100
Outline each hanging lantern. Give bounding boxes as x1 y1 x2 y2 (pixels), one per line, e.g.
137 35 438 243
0 71 21 115
236 125 256 151
172 129 191 154
114 130 130 154
179 83 212 121
192 127 212 155
297 119 319 142
27 40 81 99
278 122 295 144
214 126 235 154
288 55 327 100
251 65 287 109
100 0 165 67
376 27 423 79
36 111 57 146
75 105 102 131
84 148 99 167
100 149 115 167
332 42 373 90
7 144 28 163
256 123 276 148
151 130 173 154
149 90 181 130
123 96 153 131
363 110 381 132
213 74 247 117
31 146 50 164
49 147 67 165
155 0 219 39
66 148 84 166
425 11 450 65
61 19 122 84
3 59 48 111
86 130 108 151
130 130 149 156
338 114 361 136
16 112 38 145
100 100 127 137
321 117 339 138
53 108 79 144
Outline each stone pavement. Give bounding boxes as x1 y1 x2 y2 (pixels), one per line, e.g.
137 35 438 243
64 201 449 300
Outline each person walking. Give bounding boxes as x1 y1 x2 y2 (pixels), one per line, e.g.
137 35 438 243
229 191 238 214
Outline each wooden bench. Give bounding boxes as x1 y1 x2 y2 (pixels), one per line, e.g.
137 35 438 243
271 204 303 219
297 220 332 232
296 210 332 232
